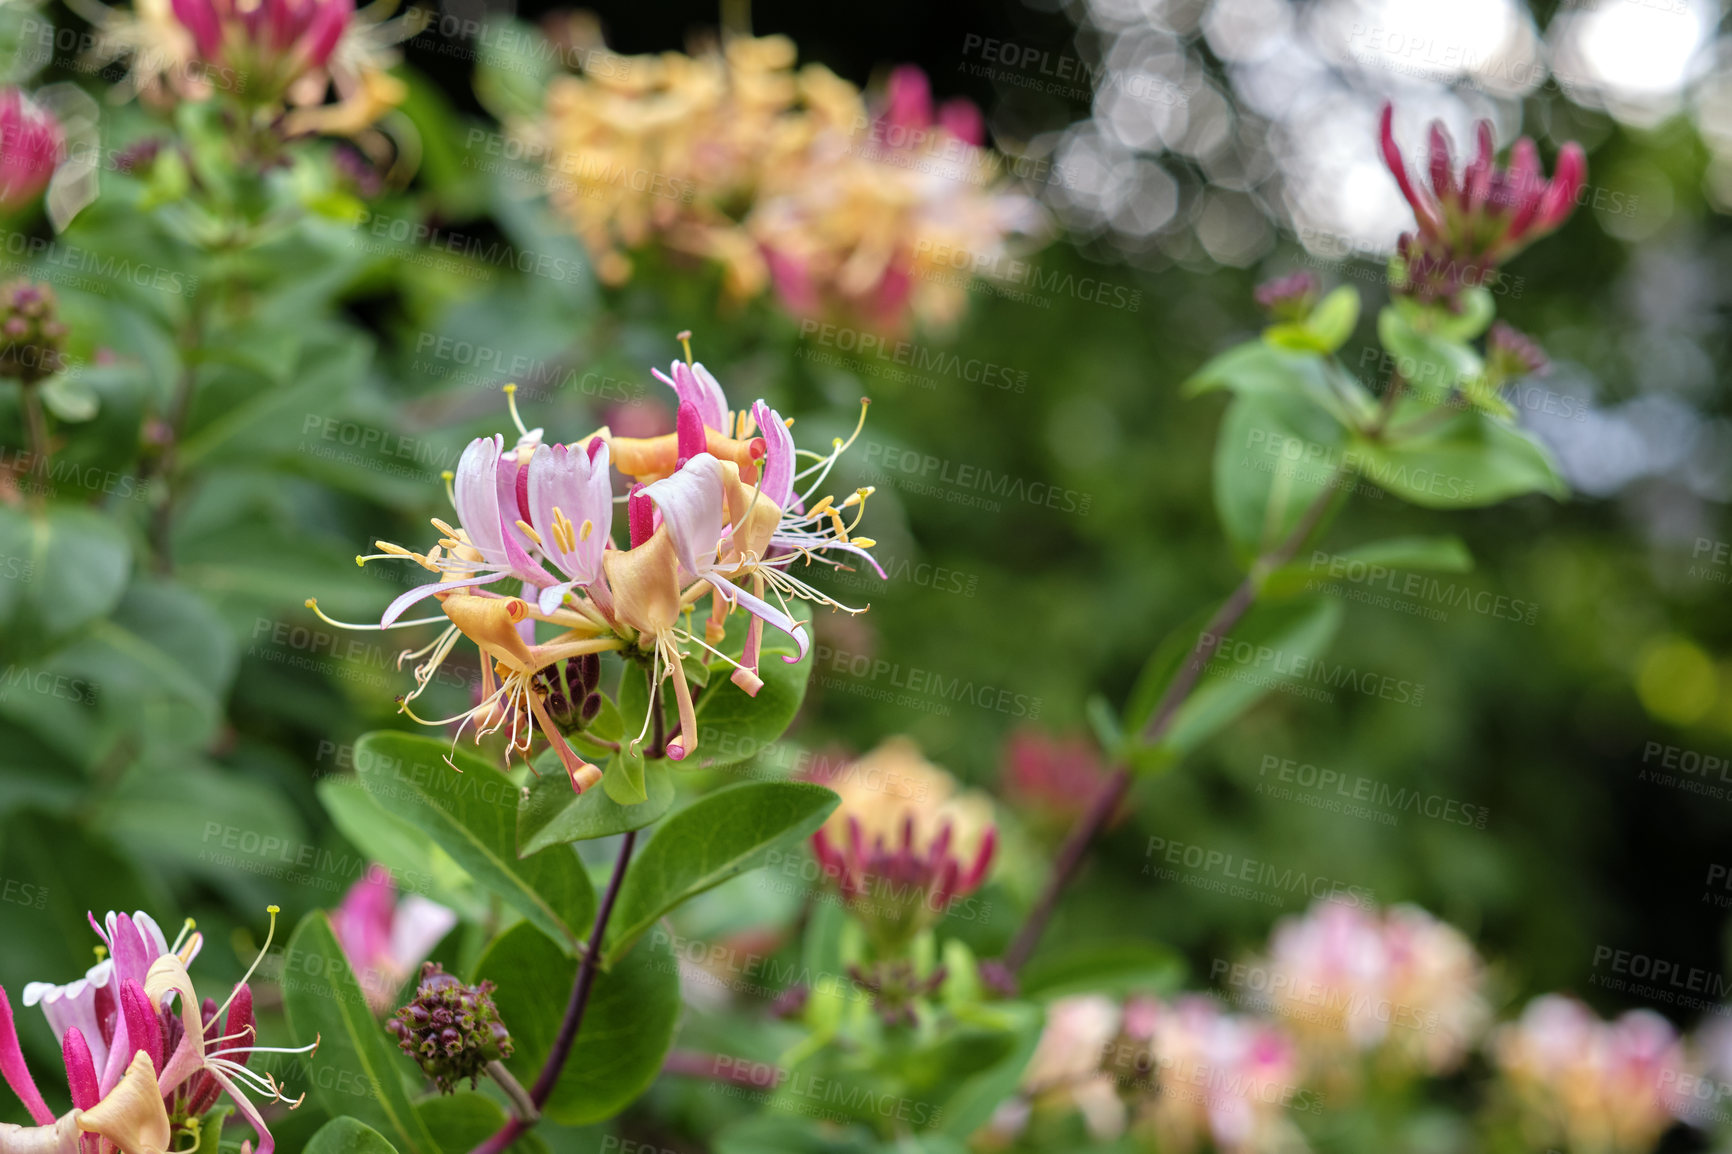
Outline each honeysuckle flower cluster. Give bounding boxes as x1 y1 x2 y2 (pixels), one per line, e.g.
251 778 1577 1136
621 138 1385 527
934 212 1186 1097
0 89 65 215
386 963 511 1093
806 738 996 953
311 339 881 790
1 907 311 1154
989 993 1305 1154
330 866 457 1015
1493 995 1686 1153
999 728 1116 833
1248 899 1489 1078
531 36 1040 332
84 0 412 137
1379 103 1586 304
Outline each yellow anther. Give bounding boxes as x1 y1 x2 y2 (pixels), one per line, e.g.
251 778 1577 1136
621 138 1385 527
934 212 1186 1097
579 518 594 542
851 537 877 548
431 517 459 537
516 520 543 547
808 495 835 517
373 541 412 556
677 330 694 365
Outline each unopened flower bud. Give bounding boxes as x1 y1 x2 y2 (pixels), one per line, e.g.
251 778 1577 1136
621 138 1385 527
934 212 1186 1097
0 279 66 385
1253 271 1319 322
386 963 513 1093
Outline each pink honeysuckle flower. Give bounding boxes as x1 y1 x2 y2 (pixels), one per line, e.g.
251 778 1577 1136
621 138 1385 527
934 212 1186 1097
810 811 995 951
1379 103 1585 303
0 907 311 1154
0 89 64 215
330 867 458 1015
524 437 615 617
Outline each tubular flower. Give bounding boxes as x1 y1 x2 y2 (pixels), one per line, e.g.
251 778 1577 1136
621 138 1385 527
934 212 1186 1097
1494 995 1687 1154
0 91 64 214
313 340 881 782
0 908 311 1154
1379 103 1585 303
807 738 996 951
330 866 458 1015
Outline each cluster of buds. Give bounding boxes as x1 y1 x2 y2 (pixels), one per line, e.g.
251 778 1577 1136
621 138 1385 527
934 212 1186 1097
329 865 458 1015
806 738 996 953
1379 103 1585 304
531 36 1040 332
0 89 64 215
1 907 310 1154
1493 995 1686 1153
992 993 1303 1154
0 281 68 385
386 963 513 1093
847 959 948 1027
310 336 883 792
1248 899 1489 1078
999 728 1117 834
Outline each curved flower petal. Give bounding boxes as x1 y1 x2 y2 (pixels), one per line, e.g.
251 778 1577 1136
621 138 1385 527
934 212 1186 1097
652 362 728 432
379 573 502 628
751 401 795 509
0 987 53 1125
142 957 204 1095
642 453 728 580
706 573 809 662
0 1111 81 1153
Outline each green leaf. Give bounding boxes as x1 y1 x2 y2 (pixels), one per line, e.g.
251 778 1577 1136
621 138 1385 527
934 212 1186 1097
476 923 681 1126
1377 304 1484 402
1184 341 1373 428
1261 535 1473 598
601 747 648 806
190 1105 231 1154
518 753 674 854
605 781 840 961
1019 942 1188 1000
39 372 99 421
0 504 130 643
304 1118 402 1154
1124 598 1344 763
1305 285 1361 351
1212 391 1350 564
932 1002 1046 1138
353 732 595 954
281 913 439 1154
416 1093 550 1154
1349 411 1567 508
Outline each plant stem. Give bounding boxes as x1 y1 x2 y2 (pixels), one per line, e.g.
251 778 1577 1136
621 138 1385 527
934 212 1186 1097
485 1061 537 1124
1003 468 1347 972
469 828 638 1154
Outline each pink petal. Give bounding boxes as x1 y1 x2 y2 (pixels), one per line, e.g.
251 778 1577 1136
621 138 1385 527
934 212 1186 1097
642 454 729 579
61 1029 98 1112
0 987 54 1125
379 573 501 628
750 401 795 509
705 573 809 662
